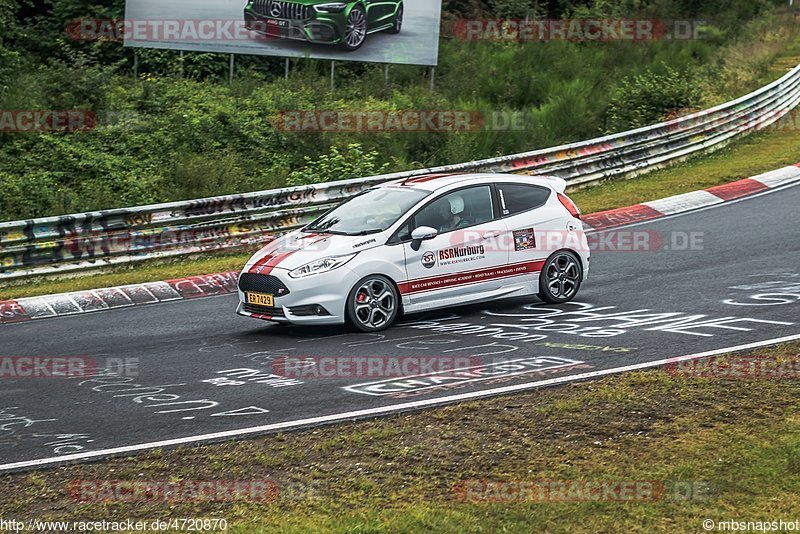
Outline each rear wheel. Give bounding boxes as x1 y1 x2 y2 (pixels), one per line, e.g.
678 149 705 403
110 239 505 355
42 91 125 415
538 251 582 304
388 4 403 34
346 275 399 332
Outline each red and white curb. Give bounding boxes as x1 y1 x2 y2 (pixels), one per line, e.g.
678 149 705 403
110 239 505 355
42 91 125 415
2 163 799 326
581 163 800 230
0 272 240 325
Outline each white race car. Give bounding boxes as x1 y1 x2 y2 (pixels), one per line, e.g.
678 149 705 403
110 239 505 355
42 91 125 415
237 173 590 332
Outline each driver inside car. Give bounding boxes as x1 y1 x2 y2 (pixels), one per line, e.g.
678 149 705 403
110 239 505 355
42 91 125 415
441 195 470 232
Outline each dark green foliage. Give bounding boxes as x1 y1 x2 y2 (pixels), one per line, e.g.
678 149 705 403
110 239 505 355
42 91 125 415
605 64 703 132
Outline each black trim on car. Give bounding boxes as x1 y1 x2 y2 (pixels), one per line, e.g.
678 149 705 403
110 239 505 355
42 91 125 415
495 182 553 219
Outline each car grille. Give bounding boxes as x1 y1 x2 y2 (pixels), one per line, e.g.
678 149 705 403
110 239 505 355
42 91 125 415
238 273 290 297
243 304 286 317
251 0 311 20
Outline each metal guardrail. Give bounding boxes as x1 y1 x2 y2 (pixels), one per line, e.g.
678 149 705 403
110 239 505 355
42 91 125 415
2 63 799 280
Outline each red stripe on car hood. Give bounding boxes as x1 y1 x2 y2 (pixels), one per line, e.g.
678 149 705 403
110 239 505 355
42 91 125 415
247 233 327 275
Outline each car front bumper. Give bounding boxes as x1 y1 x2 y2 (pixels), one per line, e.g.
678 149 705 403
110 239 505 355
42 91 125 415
243 8 346 45
236 266 359 325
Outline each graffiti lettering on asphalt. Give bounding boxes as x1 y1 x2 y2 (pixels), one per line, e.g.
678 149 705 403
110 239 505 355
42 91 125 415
33 433 94 455
723 274 800 307
0 407 56 432
343 356 586 396
538 342 636 352
210 369 303 388
68 367 274 417
399 302 794 339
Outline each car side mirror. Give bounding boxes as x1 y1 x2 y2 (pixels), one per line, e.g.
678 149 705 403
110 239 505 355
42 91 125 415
410 226 438 251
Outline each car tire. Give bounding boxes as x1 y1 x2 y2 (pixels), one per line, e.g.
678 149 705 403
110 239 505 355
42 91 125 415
346 275 400 332
342 5 368 51
538 250 583 304
387 4 403 34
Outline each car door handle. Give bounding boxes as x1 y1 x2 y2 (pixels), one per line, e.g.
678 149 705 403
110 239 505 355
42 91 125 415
483 231 502 240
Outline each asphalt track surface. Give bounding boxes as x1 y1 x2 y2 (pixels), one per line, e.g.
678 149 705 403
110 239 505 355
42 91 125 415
1 183 799 472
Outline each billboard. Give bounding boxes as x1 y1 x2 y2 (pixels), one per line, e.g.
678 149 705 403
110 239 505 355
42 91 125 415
122 0 442 66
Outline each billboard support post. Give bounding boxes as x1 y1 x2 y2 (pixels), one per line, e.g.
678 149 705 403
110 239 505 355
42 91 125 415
229 54 235 82
179 50 184 78
133 50 139 79
430 67 435 92
331 61 336 90
384 64 389 84
285 58 290 80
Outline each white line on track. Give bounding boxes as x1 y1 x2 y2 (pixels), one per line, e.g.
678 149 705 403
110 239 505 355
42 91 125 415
2 332 799 473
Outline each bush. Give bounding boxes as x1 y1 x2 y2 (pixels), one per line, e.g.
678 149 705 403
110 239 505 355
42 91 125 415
604 65 703 133
287 144 391 186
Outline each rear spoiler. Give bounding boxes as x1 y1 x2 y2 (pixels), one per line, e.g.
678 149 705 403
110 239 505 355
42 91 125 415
537 175 568 194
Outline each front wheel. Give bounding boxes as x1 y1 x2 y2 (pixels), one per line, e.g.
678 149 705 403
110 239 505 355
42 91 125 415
346 275 399 332
342 5 368 51
538 251 583 304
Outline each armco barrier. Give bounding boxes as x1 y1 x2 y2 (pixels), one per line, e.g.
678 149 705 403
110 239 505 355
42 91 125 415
2 63 799 280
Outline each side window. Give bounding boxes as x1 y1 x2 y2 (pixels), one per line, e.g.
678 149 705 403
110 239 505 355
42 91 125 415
392 219 413 243
497 184 551 216
413 186 495 234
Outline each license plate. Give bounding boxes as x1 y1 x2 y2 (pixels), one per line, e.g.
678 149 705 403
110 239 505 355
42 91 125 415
246 292 274 307
264 18 288 28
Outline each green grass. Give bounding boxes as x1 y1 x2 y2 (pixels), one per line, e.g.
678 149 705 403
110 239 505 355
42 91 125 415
2 342 799 532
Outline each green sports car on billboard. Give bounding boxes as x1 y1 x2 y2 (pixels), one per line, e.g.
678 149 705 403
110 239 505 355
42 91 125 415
244 1 404 51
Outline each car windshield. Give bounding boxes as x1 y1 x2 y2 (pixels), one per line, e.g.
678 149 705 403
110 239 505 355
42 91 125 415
304 187 430 236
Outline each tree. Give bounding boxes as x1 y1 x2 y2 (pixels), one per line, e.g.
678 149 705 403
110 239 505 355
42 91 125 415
0 0 22 93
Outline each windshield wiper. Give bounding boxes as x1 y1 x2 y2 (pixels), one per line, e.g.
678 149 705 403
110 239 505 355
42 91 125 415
303 227 349 235
347 229 384 236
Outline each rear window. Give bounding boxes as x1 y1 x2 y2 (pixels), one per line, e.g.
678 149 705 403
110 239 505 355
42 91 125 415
497 184 551 216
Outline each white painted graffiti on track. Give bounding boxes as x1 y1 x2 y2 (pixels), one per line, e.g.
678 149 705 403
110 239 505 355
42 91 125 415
0 407 56 433
68 367 273 418
399 302 794 340
723 273 800 307
343 356 586 396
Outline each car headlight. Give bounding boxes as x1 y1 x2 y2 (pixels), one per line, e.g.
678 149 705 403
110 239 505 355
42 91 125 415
313 2 347 13
288 253 357 278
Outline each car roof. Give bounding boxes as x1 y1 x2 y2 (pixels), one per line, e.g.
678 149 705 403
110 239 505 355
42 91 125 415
381 172 565 192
